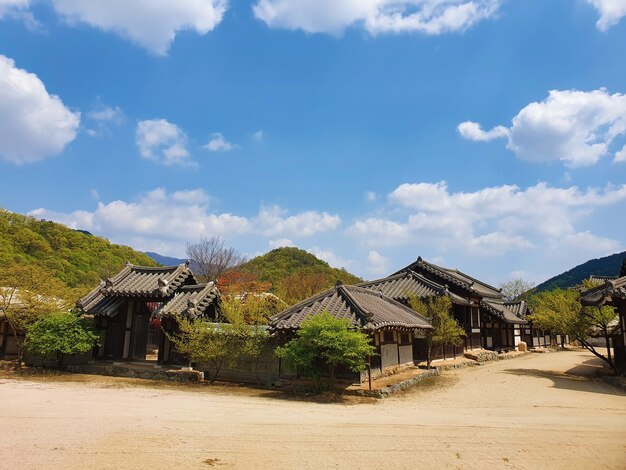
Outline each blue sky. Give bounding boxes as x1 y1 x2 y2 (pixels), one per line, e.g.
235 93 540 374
1 0 626 286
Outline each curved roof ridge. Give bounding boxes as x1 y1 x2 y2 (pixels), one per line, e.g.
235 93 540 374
269 286 337 323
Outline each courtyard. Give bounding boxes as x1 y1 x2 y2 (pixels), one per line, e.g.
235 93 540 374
0 349 624 469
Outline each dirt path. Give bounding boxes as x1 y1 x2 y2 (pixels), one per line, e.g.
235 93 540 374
1 350 625 469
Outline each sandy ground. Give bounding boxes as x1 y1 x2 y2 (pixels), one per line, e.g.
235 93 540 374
1 349 625 470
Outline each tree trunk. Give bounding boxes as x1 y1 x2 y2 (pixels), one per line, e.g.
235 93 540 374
561 336 565 349
426 337 433 369
329 364 336 389
210 359 223 383
442 344 446 361
13 330 24 368
578 336 616 373
604 330 613 364
57 351 64 370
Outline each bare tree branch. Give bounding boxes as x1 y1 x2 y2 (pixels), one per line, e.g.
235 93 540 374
499 278 535 301
185 236 246 282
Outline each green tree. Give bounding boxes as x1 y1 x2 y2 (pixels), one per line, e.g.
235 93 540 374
0 265 73 366
276 311 376 390
529 288 618 372
407 294 465 369
25 311 100 369
220 293 286 326
167 319 264 383
239 326 270 384
528 288 579 348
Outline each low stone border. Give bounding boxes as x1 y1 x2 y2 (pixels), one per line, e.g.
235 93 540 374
0 360 17 370
531 348 556 354
65 363 204 383
497 351 530 361
347 369 440 399
430 359 478 372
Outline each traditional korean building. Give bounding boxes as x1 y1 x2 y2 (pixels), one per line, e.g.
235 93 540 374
269 283 433 380
503 300 549 348
389 257 528 352
580 274 626 373
77 262 220 364
357 270 476 358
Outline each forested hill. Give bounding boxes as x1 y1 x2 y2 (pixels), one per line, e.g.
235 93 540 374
535 251 626 291
0 209 156 289
238 247 362 304
240 247 362 286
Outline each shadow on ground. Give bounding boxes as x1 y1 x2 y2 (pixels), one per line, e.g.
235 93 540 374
502 354 624 397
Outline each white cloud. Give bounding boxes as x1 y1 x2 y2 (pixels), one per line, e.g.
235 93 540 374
29 188 249 255
269 238 295 249
0 0 28 18
86 103 124 137
257 205 341 237
587 0 626 31
136 119 192 166
90 189 100 200
615 144 626 163
365 191 378 202
204 132 238 152
29 189 343 257
307 247 355 270
0 55 80 165
350 181 626 257
459 89 626 167
457 121 508 141
367 250 390 276
252 130 266 142
87 104 124 124
253 0 500 35
49 0 228 55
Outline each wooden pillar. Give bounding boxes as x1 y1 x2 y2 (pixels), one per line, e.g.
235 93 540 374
396 331 401 366
122 300 134 360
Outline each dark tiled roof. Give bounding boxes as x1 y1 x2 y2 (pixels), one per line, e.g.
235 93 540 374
572 275 620 292
481 299 527 324
503 300 532 319
153 283 220 320
77 263 197 315
589 275 618 284
270 285 433 332
358 270 470 306
79 295 126 317
76 263 197 316
101 263 196 297
395 257 502 299
580 276 626 306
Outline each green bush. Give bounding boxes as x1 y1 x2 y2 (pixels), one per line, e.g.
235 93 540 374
276 311 375 389
26 312 100 369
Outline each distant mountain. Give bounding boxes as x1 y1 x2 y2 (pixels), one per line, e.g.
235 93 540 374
535 251 626 291
144 252 186 266
144 252 202 274
0 209 157 289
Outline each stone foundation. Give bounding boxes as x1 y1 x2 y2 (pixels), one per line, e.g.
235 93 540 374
463 350 498 363
349 369 440 398
65 363 204 383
